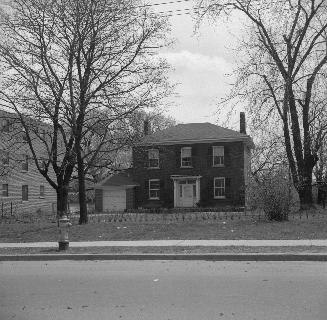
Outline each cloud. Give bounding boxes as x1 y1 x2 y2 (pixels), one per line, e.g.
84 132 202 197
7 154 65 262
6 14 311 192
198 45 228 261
160 50 233 75
159 50 236 123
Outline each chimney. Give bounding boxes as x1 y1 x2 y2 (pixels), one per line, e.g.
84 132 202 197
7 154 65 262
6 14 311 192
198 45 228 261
143 118 151 135
240 112 246 134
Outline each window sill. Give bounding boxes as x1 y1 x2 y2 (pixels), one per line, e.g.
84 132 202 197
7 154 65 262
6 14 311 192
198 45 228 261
148 167 160 170
214 196 226 200
213 164 224 168
180 166 193 169
149 198 160 200
39 196 45 199
22 200 29 202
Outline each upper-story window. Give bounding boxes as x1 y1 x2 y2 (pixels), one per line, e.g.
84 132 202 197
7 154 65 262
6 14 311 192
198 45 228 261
148 149 159 168
40 159 46 170
2 119 12 133
181 147 192 167
22 132 28 142
22 155 28 171
2 184 8 197
40 185 45 198
1 151 9 166
22 185 29 201
213 146 224 166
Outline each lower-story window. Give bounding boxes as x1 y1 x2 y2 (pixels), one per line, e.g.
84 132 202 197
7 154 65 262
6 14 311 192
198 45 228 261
149 179 160 200
214 177 225 199
22 185 29 201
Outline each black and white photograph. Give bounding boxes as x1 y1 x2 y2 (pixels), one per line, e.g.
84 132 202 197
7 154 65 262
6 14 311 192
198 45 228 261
0 0 327 319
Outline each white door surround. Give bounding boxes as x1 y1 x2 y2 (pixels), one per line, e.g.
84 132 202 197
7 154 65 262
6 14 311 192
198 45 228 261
171 175 201 207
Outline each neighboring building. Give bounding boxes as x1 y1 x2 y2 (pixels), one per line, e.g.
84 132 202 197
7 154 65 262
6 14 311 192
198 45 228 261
0 110 57 215
95 113 254 211
94 173 139 211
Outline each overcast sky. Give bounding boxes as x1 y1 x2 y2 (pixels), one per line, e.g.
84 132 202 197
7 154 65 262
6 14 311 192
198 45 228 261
151 0 246 127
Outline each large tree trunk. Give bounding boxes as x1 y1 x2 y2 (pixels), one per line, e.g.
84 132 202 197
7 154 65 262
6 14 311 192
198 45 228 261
57 185 69 218
298 160 315 209
77 147 88 224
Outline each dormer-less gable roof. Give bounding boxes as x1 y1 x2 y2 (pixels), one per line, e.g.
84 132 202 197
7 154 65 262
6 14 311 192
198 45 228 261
95 172 140 188
139 122 254 147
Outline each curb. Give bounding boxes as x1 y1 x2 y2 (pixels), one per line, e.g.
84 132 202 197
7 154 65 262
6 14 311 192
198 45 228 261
2 253 327 261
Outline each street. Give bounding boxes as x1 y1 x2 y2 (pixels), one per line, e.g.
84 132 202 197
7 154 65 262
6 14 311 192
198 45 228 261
1 260 327 320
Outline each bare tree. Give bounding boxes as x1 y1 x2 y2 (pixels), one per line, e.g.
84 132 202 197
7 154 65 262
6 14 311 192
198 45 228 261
197 0 327 207
0 0 171 220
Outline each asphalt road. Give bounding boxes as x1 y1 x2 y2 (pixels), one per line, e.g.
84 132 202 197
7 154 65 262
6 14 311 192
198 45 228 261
1 260 327 320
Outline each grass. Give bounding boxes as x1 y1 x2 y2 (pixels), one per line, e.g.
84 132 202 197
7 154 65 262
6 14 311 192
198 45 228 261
1 211 327 243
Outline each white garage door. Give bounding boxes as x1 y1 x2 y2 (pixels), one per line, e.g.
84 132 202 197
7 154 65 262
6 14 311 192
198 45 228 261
103 189 126 211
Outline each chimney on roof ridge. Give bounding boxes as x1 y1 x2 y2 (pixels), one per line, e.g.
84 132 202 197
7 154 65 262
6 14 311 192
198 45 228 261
143 118 151 136
240 112 246 134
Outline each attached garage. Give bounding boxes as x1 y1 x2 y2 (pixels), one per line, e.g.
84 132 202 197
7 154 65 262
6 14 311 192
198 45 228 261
94 173 139 212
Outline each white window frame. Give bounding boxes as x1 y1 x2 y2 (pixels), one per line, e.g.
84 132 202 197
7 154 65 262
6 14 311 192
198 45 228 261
214 177 225 199
22 185 29 201
181 147 192 168
148 149 159 168
149 179 160 200
213 146 224 167
2 184 8 197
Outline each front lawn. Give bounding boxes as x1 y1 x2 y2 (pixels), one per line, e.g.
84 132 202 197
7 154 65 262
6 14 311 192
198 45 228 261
1 212 327 242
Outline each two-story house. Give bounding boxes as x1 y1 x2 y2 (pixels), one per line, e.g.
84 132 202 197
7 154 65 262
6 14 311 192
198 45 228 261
94 113 254 211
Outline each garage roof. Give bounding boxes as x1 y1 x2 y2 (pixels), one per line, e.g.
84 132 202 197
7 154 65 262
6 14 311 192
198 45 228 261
96 173 139 188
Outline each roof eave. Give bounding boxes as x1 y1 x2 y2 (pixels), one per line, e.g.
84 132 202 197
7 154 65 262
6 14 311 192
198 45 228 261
137 136 254 147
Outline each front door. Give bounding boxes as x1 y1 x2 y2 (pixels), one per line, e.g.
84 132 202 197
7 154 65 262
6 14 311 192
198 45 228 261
177 181 196 207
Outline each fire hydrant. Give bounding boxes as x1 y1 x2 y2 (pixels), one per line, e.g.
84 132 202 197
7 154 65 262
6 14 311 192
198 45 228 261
58 215 72 251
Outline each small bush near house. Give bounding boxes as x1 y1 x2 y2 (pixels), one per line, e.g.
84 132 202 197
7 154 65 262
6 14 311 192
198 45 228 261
248 172 294 221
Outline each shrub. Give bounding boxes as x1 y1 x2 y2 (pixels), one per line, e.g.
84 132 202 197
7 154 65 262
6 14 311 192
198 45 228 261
248 173 292 221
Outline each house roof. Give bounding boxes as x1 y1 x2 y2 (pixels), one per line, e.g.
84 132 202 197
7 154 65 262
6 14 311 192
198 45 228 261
96 172 139 188
139 122 254 146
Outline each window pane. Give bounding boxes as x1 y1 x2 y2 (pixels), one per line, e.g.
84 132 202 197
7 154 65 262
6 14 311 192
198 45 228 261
40 185 45 197
149 179 160 199
22 155 28 171
149 158 159 168
149 180 160 189
213 147 224 166
213 146 224 156
22 185 28 201
148 149 159 159
214 178 225 198
215 178 224 188
181 147 191 157
2 151 9 165
2 184 8 197
150 190 159 198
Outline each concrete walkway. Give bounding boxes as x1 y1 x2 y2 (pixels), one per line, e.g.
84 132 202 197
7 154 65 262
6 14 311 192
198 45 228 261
1 239 327 248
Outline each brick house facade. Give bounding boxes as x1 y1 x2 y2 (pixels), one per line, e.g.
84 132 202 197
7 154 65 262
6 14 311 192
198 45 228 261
130 115 254 209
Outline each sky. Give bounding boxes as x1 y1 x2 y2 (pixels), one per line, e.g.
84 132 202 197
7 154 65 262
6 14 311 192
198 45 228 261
150 0 246 127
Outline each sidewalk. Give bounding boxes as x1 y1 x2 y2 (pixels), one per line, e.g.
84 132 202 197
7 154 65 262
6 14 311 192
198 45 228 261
2 239 327 248
2 240 327 261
